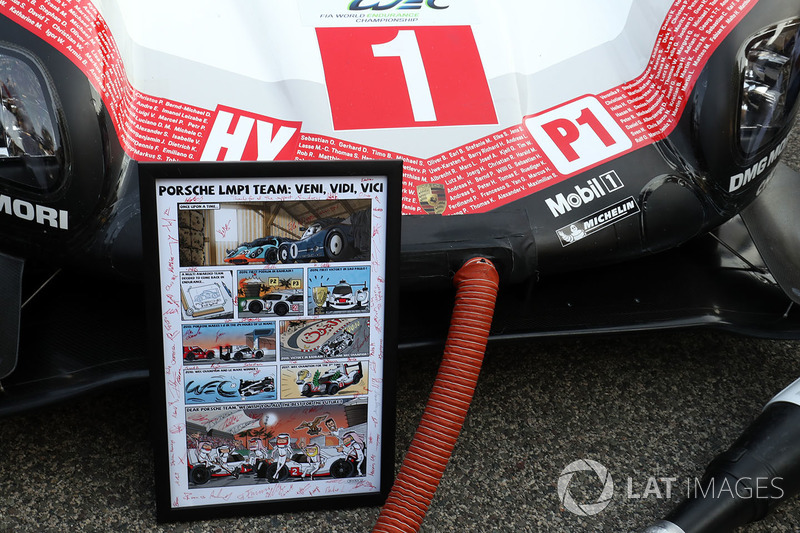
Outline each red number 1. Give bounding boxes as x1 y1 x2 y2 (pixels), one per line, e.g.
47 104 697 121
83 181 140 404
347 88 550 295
317 26 497 130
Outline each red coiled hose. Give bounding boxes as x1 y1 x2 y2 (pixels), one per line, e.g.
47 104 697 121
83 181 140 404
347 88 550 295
373 257 500 533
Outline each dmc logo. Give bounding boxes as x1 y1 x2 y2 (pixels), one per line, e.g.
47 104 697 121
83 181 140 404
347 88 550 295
557 459 614 516
545 170 624 218
348 0 448 10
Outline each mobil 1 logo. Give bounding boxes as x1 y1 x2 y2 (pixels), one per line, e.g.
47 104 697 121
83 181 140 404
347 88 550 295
556 196 640 247
545 170 624 218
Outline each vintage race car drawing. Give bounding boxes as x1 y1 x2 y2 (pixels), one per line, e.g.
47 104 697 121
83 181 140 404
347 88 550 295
224 237 288 265
4 1 800 530
288 210 369 263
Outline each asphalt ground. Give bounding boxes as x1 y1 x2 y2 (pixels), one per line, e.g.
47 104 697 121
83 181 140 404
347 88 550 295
3 332 800 533
3 136 800 533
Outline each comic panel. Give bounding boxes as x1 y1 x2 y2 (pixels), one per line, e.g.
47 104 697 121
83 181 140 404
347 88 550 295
182 322 277 365
185 399 369 488
179 270 234 321
179 199 372 267
307 266 371 316
237 268 304 318
185 366 277 404
280 317 369 361
281 361 368 399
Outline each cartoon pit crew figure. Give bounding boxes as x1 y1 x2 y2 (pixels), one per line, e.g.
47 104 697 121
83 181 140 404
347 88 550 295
216 444 240 479
248 437 268 466
272 433 292 480
301 443 326 481
196 441 215 467
323 416 348 441
339 431 366 476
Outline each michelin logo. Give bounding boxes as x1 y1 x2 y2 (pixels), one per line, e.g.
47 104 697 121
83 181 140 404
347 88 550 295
557 197 640 247
545 171 624 218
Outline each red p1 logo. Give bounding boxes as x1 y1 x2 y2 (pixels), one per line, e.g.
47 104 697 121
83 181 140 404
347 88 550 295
524 96 632 176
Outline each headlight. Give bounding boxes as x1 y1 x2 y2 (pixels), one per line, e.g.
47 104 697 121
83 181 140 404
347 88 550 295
739 18 800 156
0 44 65 192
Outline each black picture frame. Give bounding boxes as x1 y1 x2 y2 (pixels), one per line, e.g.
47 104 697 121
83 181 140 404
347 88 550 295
139 160 401 522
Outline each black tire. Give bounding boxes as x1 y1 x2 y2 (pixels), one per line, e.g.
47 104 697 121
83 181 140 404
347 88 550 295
234 351 243 361
190 465 211 485
352 372 362 385
327 384 340 396
207 350 215 359
264 463 289 483
255 461 269 479
274 302 289 316
301 383 313 397
324 229 350 261
186 352 196 362
248 300 264 314
330 458 355 478
265 247 279 264
255 351 264 359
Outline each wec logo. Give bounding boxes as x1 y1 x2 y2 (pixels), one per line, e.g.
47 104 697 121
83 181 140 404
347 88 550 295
348 0 448 9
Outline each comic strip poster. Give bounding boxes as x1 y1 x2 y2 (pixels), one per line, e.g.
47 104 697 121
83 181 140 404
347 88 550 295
140 161 400 519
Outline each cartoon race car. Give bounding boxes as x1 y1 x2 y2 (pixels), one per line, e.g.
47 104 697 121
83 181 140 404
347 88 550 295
244 290 304 316
320 281 369 312
182 346 215 362
187 444 253 485
238 377 275 397
224 237 286 265
255 447 363 482
291 217 356 263
219 345 264 362
296 361 363 397
318 331 355 358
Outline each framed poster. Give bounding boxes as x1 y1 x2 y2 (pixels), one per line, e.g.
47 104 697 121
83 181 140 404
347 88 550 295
139 160 401 521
